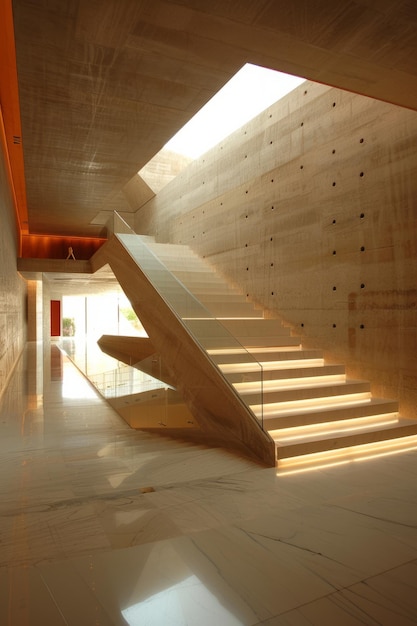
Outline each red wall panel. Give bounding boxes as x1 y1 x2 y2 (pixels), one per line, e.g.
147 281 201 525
50 300 61 336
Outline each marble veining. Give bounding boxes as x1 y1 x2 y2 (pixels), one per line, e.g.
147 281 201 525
0 342 416 625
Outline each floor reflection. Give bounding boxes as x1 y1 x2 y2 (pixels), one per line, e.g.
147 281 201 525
60 337 165 399
1 342 417 625
50 344 63 381
122 575 244 626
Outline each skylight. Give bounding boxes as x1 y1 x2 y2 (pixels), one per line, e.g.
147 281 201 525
165 63 305 159
138 63 305 192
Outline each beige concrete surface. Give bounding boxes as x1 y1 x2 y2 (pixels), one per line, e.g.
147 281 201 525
135 81 417 420
7 0 417 237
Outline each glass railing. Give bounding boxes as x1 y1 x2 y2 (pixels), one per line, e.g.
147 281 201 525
107 211 136 235
59 337 155 396
60 337 191 430
106 211 265 429
88 363 160 398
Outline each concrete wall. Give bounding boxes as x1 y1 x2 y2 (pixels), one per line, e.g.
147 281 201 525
0 144 27 398
134 81 417 419
27 279 43 342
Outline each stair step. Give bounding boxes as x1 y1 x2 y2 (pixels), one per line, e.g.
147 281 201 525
193 293 250 303
219 357 325 375
166 259 212 270
234 373 346 395
182 319 293 352
173 271 230 285
214 348 323 366
244 380 370 405
118 236 411 469
182 285 242 295
195 302 263 317
169 299 247 321
136 235 155 243
263 398 399 429
220 318 292 337
199 335 301 351
225 363 345 384
252 389 371 418
145 242 195 256
274 417 417 460
185 318 293 346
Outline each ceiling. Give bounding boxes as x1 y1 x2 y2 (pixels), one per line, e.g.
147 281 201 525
8 0 417 239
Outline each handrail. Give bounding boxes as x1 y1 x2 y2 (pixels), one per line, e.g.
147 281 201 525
107 211 265 429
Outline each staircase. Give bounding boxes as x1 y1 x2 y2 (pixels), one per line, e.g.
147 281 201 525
93 231 417 468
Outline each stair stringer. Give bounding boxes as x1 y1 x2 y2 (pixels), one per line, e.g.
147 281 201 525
91 234 276 467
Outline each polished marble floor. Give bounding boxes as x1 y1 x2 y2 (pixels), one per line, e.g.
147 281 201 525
1 342 417 625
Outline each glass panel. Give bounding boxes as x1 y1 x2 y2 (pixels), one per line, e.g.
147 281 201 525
60 337 189 430
107 212 264 429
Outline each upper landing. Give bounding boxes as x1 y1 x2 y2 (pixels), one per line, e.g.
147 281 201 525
17 257 93 279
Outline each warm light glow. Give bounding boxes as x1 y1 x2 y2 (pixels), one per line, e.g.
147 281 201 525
277 435 417 475
219 358 325 374
271 414 399 443
251 393 371 417
21 233 106 259
233 374 346 394
208 346 301 356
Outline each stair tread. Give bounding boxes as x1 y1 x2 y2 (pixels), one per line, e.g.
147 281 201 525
215 349 322 365
187 294 246 302
182 312 264 320
247 380 371 406
235 375 348 393
225 364 345 383
273 414 410 442
193 305 263 316
188 318 292 336
262 398 399 428
274 417 417 458
218 352 325 371
199 337 302 351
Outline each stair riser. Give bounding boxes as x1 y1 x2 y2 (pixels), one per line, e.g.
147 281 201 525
263 400 399 429
181 310 264 320
200 337 301 351
214 350 322 365
173 272 230 284
253 392 372 417
185 319 293 339
225 364 345 384
242 382 371 405
188 294 250 303
198 304 263 317
276 423 417 459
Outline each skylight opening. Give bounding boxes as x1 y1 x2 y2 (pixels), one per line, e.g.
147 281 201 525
165 63 305 159
138 63 305 192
